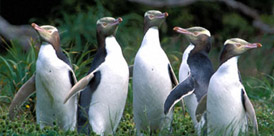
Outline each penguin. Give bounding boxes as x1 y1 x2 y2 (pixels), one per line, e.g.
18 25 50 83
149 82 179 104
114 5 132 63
164 26 214 132
196 38 260 135
9 23 77 131
63 17 129 136
132 10 178 134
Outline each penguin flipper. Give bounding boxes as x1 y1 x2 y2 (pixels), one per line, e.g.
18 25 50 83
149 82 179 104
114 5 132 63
9 74 36 119
164 75 195 114
242 89 258 135
64 69 98 104
167 64 187 116
195 94 207 122
129 65 133 78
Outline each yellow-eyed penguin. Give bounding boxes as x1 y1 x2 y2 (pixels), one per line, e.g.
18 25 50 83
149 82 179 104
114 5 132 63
9 23 77 130
63 17 129 135
196 38 260 135
164 27 214 132
133 10 178 134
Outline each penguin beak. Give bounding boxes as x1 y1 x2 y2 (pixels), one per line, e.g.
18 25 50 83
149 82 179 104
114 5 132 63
32 23 47 33
111 17 123 26
32 23 41 31
244 43 262 48
173 27 193 35
32 23 51 40
235 42 262 54
155 12 168 19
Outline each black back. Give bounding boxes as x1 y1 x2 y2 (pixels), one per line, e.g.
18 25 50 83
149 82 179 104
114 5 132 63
86 30 107 74
77 32 107 134
87 47 107 73
68 70 76 86
55 49 76 88
187 51 214 101
56 50 72 68
77 71 101 133
241 89 246 111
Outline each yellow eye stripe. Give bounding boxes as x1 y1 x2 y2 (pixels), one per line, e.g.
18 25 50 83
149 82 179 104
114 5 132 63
187 27 211 37
224 38 248 46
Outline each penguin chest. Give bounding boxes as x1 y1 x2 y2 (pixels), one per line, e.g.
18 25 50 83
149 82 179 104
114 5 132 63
207 72 246 131
179 61 190 82
91 54 129 104
133 27 172 93
90 36 129 105
88 52 129 134
133 46 172 101
36 44 72 103
133 45 173 127
35 44 76 129
179 44 194 82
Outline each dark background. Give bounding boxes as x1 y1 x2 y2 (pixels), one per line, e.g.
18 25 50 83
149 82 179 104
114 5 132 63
0 0 273 76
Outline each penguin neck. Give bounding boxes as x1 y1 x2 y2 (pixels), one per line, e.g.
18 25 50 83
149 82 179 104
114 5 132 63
218 56 239 76
40 42 71 67
182 44 195 63
39 42 58 61
97 31 106 49
189 39 211 56
141 27 160 48
41 42 54 50
105 35 122 55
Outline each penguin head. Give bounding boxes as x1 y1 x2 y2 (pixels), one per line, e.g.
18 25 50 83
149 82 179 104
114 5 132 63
96 17 122 37
32 23 60 50
144 10 168 32
174 26 211 53
220 38 262 64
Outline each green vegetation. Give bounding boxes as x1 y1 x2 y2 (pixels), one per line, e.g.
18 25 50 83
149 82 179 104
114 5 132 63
0 0 273 135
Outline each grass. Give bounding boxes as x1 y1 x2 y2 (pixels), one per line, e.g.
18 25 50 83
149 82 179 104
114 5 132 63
0 40 273 135
0 101 193 135
0 1 273 134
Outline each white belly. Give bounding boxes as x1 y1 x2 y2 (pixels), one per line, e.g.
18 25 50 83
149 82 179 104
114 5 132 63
88 36 129 135
35 44 77 130
133 45 173 132
207 71 247 135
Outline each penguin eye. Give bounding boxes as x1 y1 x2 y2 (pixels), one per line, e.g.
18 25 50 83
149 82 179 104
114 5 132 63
103 23 107 26
193 32 198 35
236 44 241 47
149 15 154 19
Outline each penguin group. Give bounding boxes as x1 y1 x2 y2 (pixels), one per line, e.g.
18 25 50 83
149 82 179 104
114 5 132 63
8 10 261 136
